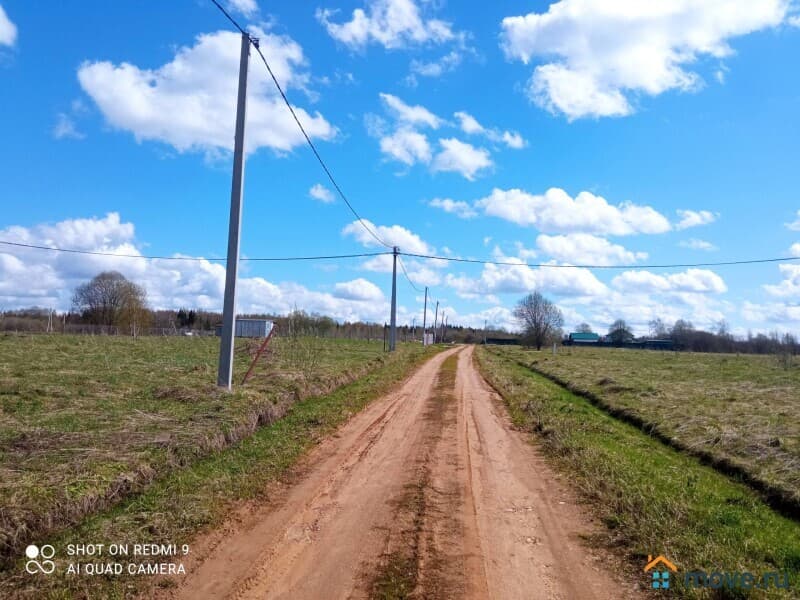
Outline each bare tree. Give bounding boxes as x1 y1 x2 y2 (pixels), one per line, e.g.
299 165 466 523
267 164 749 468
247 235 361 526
514 292 564 350
648 317 669 338
608 319 634 345
72 271 150 334
576 322 594 333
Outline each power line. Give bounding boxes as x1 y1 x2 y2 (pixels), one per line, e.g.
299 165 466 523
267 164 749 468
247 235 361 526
0 240 390 262
397 255 423 293
209 0 391 249
399 251 800 270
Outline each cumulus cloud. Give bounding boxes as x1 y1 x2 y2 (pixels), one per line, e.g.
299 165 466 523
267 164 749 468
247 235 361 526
446 261 607 298
536 233 647 266
790 243 800 257
476 188 671 235
0 4 16 47
742 300 800 325
78 30 335 156
227 0 258 17
0 213 398 323
786 210 800 231
333 278 384 302
453 111 527 149
431 138 492 180
379 93 443 128
679 238 718 251
309 183 334 203
500 1 789 119
428 198 477 219
612 269 727 294
763 263 800 298
379 127 432 165
676 209 718 230
342 219 434 254
316 0 456 50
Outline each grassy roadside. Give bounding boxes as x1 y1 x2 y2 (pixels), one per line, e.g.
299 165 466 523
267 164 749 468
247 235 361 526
476 347 800 599
0 335 397 566
491 346 800 513
1 343 442 599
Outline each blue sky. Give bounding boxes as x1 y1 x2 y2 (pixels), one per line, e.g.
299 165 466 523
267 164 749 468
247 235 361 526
1 0 800 335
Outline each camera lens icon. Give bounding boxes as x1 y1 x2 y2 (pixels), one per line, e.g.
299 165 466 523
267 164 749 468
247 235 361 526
25 544 56 574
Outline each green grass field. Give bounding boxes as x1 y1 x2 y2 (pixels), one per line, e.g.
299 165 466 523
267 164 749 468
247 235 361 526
491 345 800 510
0 333 428 569
478 346 800 598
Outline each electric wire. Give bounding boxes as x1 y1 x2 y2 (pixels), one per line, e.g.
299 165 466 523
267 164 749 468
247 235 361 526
399 251 800 270
397 255 423 292
0 240 390 262
209 0 391 249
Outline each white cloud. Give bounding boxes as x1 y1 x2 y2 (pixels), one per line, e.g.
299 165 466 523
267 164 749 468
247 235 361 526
431 138 492 180
333 278 384 302
501 131 526 149
446 261 607 298
0 4 16 47
408 50 462 80
227 0 258 17
53 113 85 140
477 188 671 235
786 210 800 231
676 209 718 230
453 111 483 134
309 183 334 203
788 15 800 27
612 269 727 294
742 301 800 325
380 93 442 128
679 238 718 251
453 111 527 149
316 0 456 50
790 243 800 257
763 263 800 298
428 198 477 219
342 219 434 254
536 233 647 266
500 1 789 119
78 30 335 156
0 213 398 323
379 127 432 165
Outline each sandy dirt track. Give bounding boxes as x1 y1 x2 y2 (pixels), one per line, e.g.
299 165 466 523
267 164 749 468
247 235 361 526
166 346 639 600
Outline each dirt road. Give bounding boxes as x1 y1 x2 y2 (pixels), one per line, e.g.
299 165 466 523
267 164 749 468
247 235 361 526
168 346 637 599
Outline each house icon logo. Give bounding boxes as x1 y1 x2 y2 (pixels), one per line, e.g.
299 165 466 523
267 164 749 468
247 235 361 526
644 555 677 590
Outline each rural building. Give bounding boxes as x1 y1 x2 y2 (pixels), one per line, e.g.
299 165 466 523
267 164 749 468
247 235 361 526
215 318 273 338
565 332 600 344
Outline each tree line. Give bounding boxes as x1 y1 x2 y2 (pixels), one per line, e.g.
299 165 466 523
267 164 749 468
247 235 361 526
513 291 799 355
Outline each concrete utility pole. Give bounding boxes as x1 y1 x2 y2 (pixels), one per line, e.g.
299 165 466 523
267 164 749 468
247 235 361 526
389 246 398 351
422 286 428 345
217 32 251 390
433 301 439 344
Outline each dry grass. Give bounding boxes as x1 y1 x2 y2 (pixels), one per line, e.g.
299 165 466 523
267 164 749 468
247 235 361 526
491 346 800 512
477 347 800 598
0 333 413 567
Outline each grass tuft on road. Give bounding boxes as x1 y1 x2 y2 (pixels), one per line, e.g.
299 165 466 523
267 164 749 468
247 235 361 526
476 346 800 598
